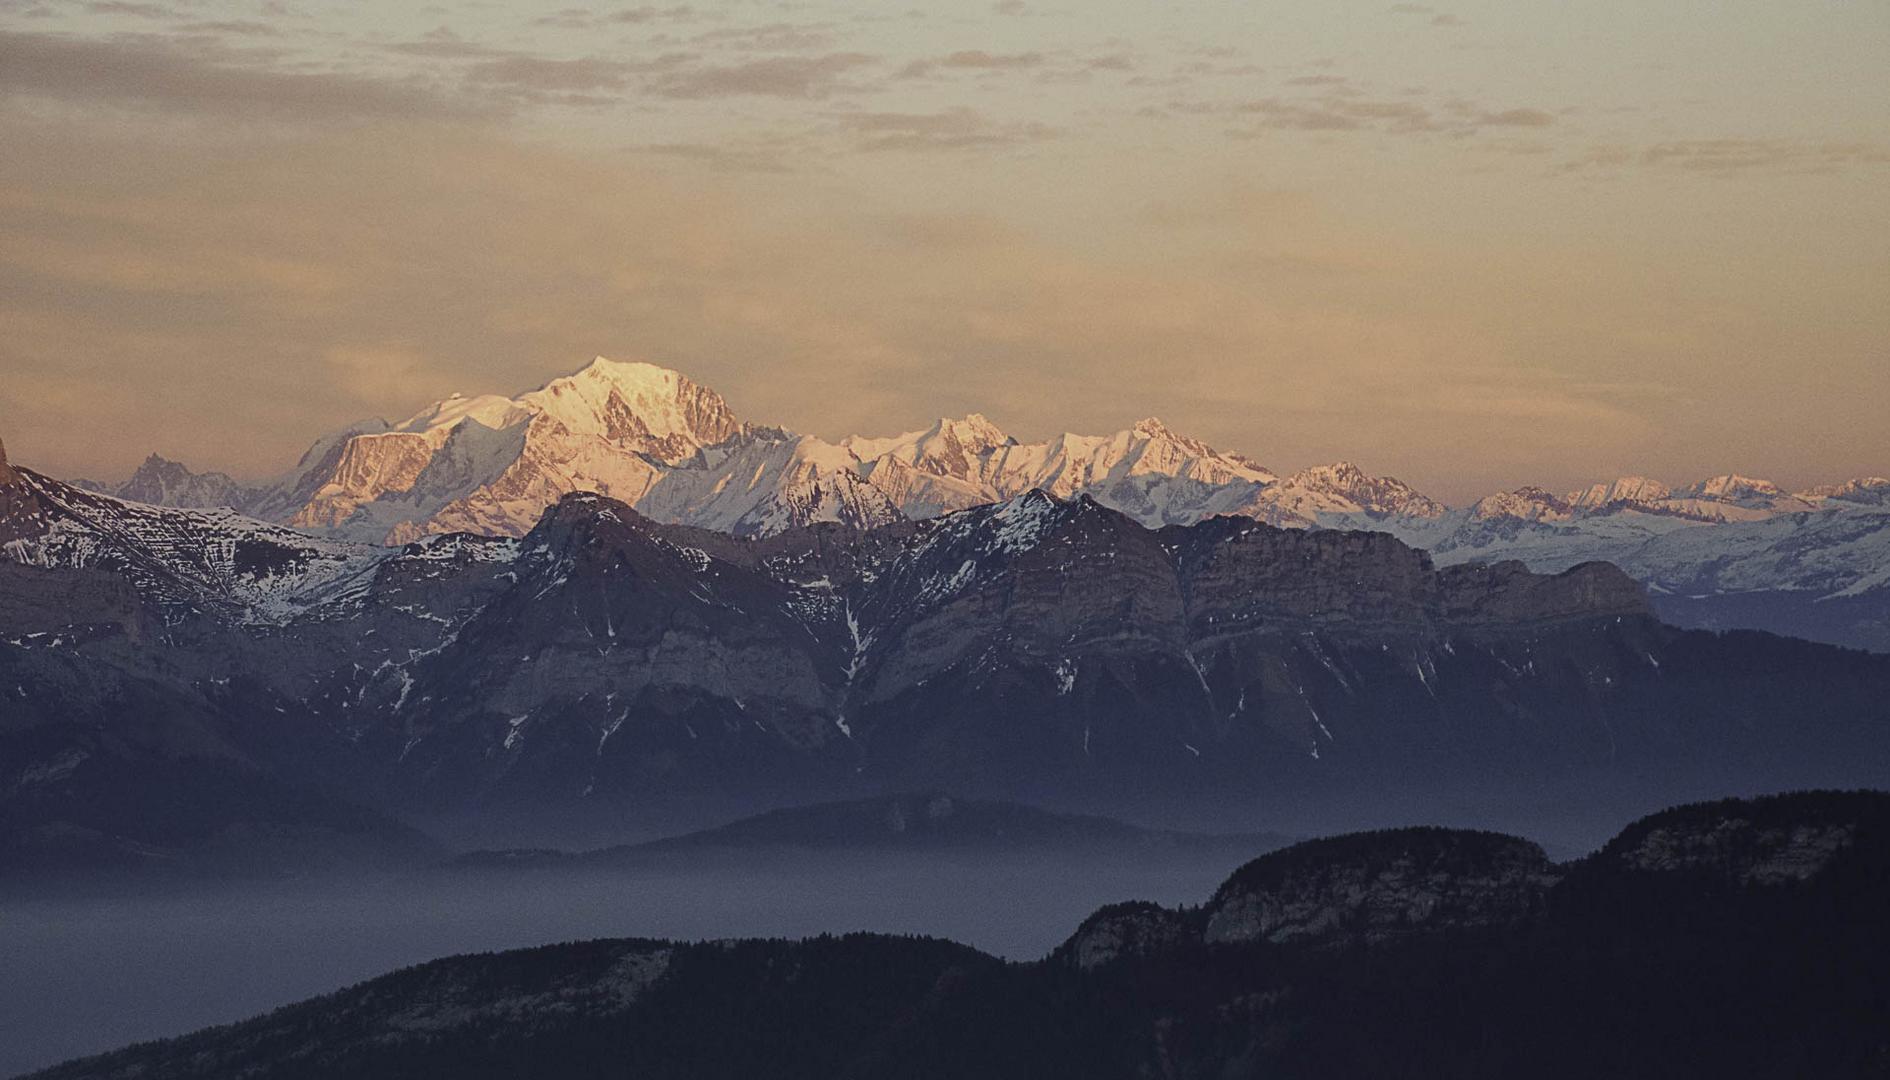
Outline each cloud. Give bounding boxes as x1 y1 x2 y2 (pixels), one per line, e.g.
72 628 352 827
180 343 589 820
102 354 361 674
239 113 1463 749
387 28 516 60
531 7 594 29
992 0 1026 13
690 22 840 52
0 29 488 123
1163 85 1558 140
463 55 639 94
898 49 1045 79
938 49 1045 69
635 140 796 173
834 108 1058 152
533 6 695 29
84 1 173 16
1389 6 1468 27
614 5 695 23
649 52 875 98
1227 96 1439 134
1563 138 1890 175
175 20 281 37
1642 139 1890 171
1478 108 1554 127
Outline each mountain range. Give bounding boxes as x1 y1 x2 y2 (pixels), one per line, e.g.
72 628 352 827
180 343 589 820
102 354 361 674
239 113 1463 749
7 434 1890 877
449 791 1293 870
25 790 1890 1079
61 356 1890 651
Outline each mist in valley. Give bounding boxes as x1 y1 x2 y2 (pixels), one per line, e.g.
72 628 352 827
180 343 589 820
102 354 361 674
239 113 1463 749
5 768 1868 1077
0 847 1251 1077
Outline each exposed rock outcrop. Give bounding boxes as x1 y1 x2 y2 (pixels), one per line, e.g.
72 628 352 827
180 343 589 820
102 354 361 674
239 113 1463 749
4 466 1888 826
1594 790 1888 885
1202 828 1557 946
1058 901 1198 970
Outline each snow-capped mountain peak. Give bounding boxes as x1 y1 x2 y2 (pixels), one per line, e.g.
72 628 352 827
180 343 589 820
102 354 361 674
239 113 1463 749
517 357 743 457
1124 417 1270 475
1801 477 1890 507
72 361 1424 541
395 392 528 437
68 452 259 511
1470 487 1573 523
936 412 1011 449
843 413 1015 479
1685 474 1783 502
1245 461 1446 527
1566 475 1673 509
1651 474 1821 519
0 436 19 485
63 354 1887 608
839 412 1278 529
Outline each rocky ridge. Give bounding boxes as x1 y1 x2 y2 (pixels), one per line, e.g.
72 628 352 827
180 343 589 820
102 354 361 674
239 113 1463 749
1199 828 1555 947
7 458 1890 870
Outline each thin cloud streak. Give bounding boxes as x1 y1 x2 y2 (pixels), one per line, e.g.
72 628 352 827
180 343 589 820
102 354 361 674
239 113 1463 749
648 52 878 99
0 29 490 123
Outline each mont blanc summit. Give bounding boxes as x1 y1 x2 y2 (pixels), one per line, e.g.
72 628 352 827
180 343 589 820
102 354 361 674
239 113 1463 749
65 356 1890 652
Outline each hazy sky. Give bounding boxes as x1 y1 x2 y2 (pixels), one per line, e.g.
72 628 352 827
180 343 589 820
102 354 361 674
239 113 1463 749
1 0 1885 501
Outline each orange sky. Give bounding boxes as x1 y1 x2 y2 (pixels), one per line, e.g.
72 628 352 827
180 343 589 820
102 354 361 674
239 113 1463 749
1 1 1885 502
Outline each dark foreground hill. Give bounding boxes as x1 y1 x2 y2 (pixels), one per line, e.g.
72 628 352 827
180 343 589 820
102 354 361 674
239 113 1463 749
28 790 1890 1080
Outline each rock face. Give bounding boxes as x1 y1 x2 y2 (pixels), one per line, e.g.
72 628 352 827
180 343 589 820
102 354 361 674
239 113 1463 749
1594 791 1882 885
1058 902 1197 971
93 454 259 510
0 437 40 545
1202 828 1556 946
0 463 383 623
1617 820 1854 884
0 562 146 640
390 485 1655 804
6 460 1890 860
1434 559 1650 625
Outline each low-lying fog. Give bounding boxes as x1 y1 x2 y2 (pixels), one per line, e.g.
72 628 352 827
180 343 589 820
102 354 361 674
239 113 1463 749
6 771 1807 1077
0 848 1248 1077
